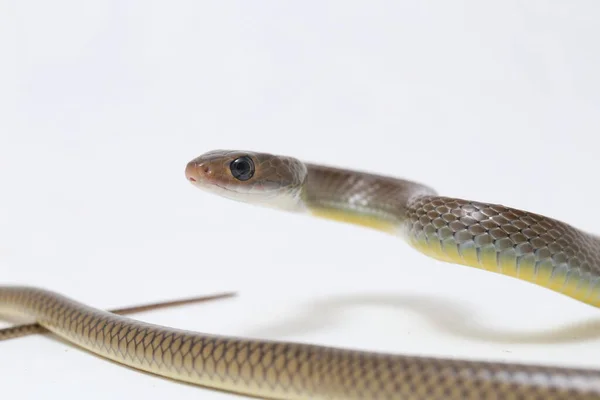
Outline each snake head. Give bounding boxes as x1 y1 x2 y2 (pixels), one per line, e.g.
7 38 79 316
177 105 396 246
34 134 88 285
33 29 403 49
185 149 308 211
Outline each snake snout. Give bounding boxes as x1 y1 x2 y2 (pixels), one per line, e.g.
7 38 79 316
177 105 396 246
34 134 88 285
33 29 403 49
185 161 211 183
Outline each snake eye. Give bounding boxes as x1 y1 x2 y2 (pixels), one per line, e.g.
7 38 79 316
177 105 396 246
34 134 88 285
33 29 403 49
230 156 255 181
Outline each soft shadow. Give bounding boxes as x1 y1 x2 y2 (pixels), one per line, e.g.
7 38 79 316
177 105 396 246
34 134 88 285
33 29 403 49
243 293 600 345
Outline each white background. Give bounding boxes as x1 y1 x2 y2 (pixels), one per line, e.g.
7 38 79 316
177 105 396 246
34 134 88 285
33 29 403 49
1 1 600 398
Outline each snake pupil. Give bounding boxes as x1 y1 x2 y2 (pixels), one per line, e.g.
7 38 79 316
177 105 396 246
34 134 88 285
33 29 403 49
230 156 255 181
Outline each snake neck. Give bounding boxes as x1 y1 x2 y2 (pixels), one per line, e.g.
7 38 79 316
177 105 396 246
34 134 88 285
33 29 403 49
299 164 600 307
300 163 436 234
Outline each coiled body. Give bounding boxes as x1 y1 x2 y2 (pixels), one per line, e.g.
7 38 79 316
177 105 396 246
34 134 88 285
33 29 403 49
3 149 600 399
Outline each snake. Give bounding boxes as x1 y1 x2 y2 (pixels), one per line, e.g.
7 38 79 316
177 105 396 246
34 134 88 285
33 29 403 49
3 149 600 399
0 292 235 341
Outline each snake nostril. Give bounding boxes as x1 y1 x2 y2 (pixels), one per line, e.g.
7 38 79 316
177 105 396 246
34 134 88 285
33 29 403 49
199 164 211 174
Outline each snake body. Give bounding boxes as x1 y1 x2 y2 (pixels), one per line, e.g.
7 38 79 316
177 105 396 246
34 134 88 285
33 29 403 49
302 163 600 308
0 292 235 341
3 149 600 399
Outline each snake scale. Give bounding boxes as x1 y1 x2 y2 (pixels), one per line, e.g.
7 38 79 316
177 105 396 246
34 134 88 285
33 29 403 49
2 149 600 399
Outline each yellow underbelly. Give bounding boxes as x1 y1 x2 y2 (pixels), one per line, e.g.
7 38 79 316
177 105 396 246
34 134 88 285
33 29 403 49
306 205 600 308
308 207 399 234
407 236 600 308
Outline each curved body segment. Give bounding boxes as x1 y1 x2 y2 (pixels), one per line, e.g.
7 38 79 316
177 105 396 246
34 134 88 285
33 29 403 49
0 291 235 341
299 163 600 308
